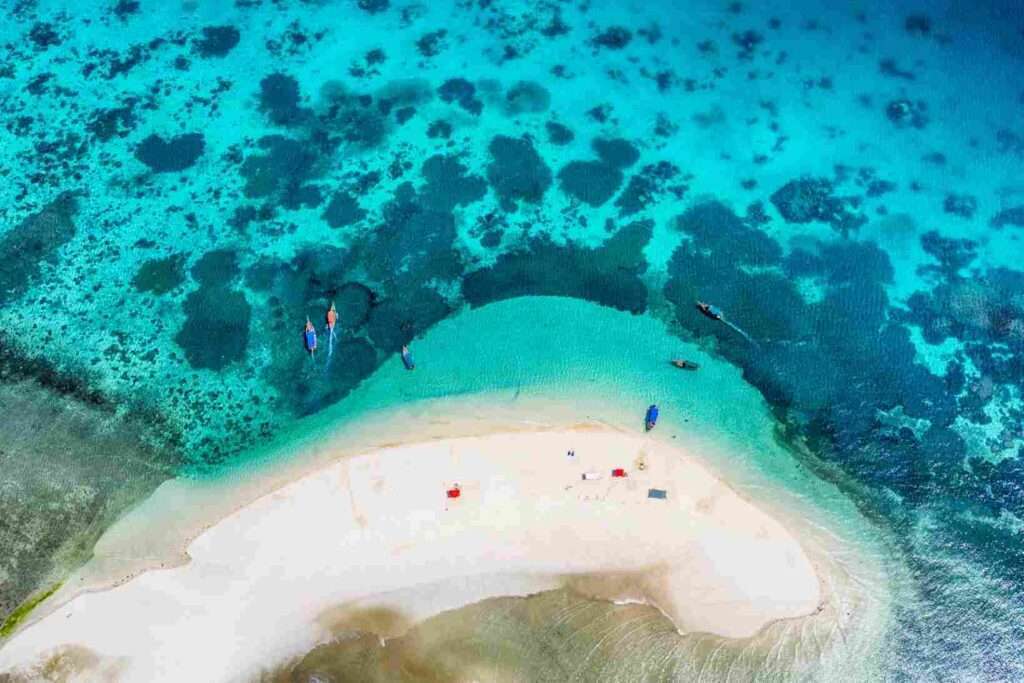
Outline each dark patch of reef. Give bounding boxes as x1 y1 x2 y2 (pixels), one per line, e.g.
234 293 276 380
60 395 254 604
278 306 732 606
0 193 79 305
557 138 639 208
193 25 240 58
486 135 552 211
463 220 652 314
770 177 866 234
134 133 205 173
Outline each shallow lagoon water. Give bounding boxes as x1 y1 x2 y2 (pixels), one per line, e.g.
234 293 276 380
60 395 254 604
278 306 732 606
2 0 1024 678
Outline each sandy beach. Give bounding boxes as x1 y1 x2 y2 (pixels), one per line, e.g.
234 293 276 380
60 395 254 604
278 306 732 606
0 425 822 682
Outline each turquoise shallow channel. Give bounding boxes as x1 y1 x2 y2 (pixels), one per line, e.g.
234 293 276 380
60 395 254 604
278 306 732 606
1 0 1023 679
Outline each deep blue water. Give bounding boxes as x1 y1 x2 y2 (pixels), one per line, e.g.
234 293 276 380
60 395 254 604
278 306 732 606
1 0 1023 678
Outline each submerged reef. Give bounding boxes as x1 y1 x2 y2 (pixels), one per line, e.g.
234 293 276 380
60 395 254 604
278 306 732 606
194 25 241 59
487 135 552 210
463 220 652 313
134 133 205 173
0 193 78 305
770 177 865 233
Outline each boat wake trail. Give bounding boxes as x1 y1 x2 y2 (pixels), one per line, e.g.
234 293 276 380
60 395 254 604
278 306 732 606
722 319 760 349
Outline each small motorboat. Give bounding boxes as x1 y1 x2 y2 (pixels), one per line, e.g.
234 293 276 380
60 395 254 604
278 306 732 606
645 404 659 431
671 359 699 370
401 344 415 370
696 301 723 321
303 318 317 354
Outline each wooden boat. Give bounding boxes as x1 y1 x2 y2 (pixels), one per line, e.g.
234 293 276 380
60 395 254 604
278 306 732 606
326 302 337 333
401 344 415 370
671 359 699 370
303 319 317 354
645 404 659 431
696 301 723 321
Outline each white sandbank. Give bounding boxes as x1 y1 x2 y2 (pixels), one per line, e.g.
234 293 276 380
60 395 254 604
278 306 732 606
0 426 821 682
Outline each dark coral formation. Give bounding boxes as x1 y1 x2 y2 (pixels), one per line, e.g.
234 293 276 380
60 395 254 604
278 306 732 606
903 269 1024 347
556 138 641 208
173 251 249 371
28 22 61 50
438 77 482 115
194 25 241 58
504 80 550 115
133 254 185 294
331 282 375 331
731 29 763 60
770 177 865 233
426 120 452 139
463 220 652 313
591 26 632 50
615 162 682 217
357 0 389 13
259 73 307 126
322 191 367 228
112 0 139 21
943 193 977 219
486 135 552 210
885 99 929 128
558 160 623 207
239 135 318 200
134 133 205 173
905 14 932 35
991 206 1024 229
175 285 251 371
192 249 240 286
366 290 451 352
919 231 977 278
591 138 640 168
363 181 462 283
416 30 448 57
87 101 138 142
419 154 487 212
0 193 78 305
545 121 574 145
314 82 393 149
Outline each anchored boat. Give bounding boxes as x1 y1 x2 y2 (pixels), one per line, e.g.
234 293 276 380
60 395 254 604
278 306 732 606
303 319 317 355
645 404 659 431
401 344 415 370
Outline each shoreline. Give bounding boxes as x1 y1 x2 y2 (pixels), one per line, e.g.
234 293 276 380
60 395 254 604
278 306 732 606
1 424 829 681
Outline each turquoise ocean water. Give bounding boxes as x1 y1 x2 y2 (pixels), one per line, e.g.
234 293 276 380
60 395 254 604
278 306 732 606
1 0 1023 679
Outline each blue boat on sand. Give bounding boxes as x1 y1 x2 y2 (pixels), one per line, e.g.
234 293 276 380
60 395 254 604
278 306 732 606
645 404 659 431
